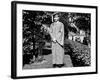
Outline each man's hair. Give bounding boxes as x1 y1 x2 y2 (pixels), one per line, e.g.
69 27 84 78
54 14 60 18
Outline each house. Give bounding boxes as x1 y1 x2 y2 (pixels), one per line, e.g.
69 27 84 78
68 30 85 43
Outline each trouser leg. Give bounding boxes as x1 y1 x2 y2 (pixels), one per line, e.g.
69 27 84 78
56 43 64 64
52 43 56 64
52 43 64 68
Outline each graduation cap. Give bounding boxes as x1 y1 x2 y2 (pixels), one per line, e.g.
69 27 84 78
51 12 61 22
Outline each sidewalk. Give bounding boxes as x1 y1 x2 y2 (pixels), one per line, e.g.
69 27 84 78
23 54 73 69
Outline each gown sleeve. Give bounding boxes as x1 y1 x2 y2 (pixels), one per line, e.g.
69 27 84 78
49 23 55 41
57 23 64 45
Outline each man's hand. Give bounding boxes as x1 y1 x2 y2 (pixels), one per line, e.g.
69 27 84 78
52 38 56 43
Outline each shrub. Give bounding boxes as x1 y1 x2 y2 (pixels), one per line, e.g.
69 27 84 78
65 39 91 66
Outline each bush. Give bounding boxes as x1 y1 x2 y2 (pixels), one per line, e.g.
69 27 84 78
65 39 91 66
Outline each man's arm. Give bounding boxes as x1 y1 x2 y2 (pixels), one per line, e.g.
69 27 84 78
48 24 56 42
42 24 56 42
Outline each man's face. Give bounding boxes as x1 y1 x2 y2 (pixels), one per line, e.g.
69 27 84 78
54 15 59 22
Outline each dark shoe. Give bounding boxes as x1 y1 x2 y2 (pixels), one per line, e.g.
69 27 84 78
53 64 57 68
57 64 64 68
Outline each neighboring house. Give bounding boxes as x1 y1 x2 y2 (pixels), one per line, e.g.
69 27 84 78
68 30 85 43
79 30 85 43
68 32 76 41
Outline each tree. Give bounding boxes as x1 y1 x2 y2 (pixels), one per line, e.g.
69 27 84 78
23 10 53 65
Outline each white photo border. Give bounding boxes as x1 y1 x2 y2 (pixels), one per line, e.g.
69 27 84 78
11 1 98 79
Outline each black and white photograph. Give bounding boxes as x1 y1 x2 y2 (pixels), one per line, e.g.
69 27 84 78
23 10 91 69
11 1 97 79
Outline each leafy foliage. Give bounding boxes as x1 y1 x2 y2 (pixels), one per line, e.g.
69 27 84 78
65 39 90 66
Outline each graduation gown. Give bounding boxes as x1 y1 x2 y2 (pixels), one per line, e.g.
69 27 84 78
49 21 64 64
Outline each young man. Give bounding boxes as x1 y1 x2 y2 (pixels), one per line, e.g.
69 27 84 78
49 14 64 68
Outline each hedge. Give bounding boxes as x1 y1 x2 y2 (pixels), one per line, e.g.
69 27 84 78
64 39 91 67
